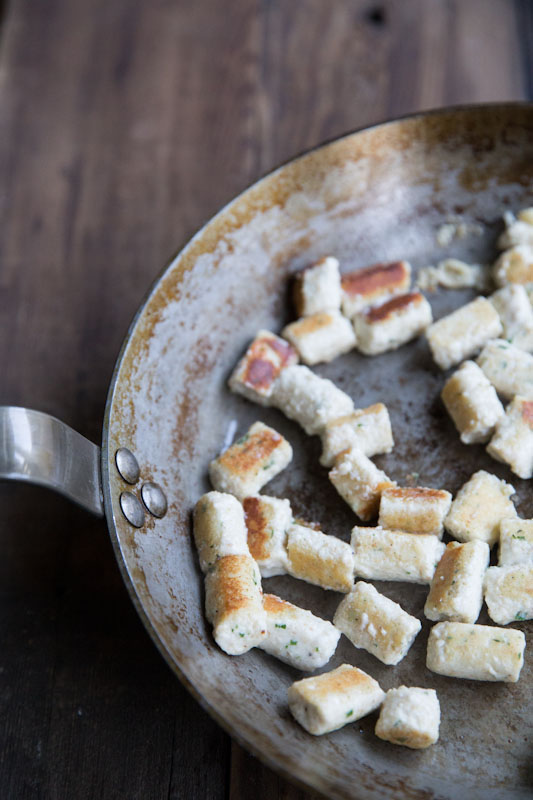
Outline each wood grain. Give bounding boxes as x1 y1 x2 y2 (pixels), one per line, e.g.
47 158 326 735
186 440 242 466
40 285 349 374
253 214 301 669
0 1 530 798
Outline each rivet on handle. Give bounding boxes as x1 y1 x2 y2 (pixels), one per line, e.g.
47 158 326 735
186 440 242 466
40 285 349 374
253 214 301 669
115 447 140 484
141 482 168 518
119 491 145 528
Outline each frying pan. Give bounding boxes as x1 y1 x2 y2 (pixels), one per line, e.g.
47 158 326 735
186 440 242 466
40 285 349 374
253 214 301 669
2 104 532 800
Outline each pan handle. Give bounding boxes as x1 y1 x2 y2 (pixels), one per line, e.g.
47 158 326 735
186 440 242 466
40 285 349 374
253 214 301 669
0 406 104 517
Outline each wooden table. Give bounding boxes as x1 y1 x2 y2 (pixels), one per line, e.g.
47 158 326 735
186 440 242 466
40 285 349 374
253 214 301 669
0 1 531 797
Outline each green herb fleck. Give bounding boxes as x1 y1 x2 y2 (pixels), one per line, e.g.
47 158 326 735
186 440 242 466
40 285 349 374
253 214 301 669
346 710 354 718
493 638 503 643
446 635 453 641
289 640 298 646
270 527 275 539
200 502 208 513
236 434 249 445
239 633 245 638
512 534 526 540
315 647 319 652
275 623 287 629
515 611 527 621
357 423 364 428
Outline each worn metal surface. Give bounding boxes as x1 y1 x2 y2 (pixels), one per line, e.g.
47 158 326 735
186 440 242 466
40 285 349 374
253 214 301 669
102 105 533 799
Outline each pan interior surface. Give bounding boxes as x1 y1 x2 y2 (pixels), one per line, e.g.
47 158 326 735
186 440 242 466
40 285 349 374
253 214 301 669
103 105 533 800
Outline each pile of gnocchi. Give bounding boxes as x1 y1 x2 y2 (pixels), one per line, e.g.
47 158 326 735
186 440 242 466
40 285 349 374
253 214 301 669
192 208 533 750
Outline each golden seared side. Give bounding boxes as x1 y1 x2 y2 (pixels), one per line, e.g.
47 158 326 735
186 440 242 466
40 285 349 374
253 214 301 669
288 663 385 735
209 421 292 500
204 553 266 656
243 494 292 577
228 329 298 406
444 469 516 547
424 540 489 623
286 523 355 593
379 486 452 538
341 261 411 318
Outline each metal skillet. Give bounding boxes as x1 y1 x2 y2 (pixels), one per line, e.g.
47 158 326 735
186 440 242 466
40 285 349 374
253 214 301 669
1 104 532 799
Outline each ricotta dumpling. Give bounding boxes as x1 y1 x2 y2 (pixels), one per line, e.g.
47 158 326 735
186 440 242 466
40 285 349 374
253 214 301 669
319 403 394 467
424 540 490 624
243 495 292 577
259 594 340 671
228 329 298 406
493 244 533 287
378 486 452 538
193 491 250 573
498 518 533 566
483 565 533 625
282 311 356 365
489 284 533 342
286 523 355 593
375 687 440 749
351 526 445 584
426 297 502 370
354 292 432 356
341 261 411 319
444 470 516 548
329 448 395 521
426 621 525 682
204 554 267 656
333 581 421 665
208 422 292 500
441 360 504 444
497 218 533 250
270 364 354 435
487 396 533 479
288 663 385 735
477 339 533 400
292 256 342 317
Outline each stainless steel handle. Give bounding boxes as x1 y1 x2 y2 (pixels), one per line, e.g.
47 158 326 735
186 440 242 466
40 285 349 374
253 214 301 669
0 406 104 517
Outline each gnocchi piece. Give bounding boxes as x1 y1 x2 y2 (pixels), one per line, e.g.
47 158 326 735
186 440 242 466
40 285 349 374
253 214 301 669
378 486 452 538
498 219 533 250
477 339 533 400
351 526 446 584
493 244 533 287
498 518 533 566
375 687 440 749
282 311 356 365
243 495 292 577
341 260 411 319
271 364 354 435
292 256 342 317
319 403 394 467
286 522 355 593
444 470 516 548
208 422 292 500
487 396 533 479
259 594 340 671
489 284 533 341
426 621 525 682
228 329 298 406
354 292 432 356
424 540 490 623
483 564 533 625
333 581 421 665
329 448 396 521
204 554 267 655
426 297 502 370
288 663 385 735
441 360 504 444
193 491 250 573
